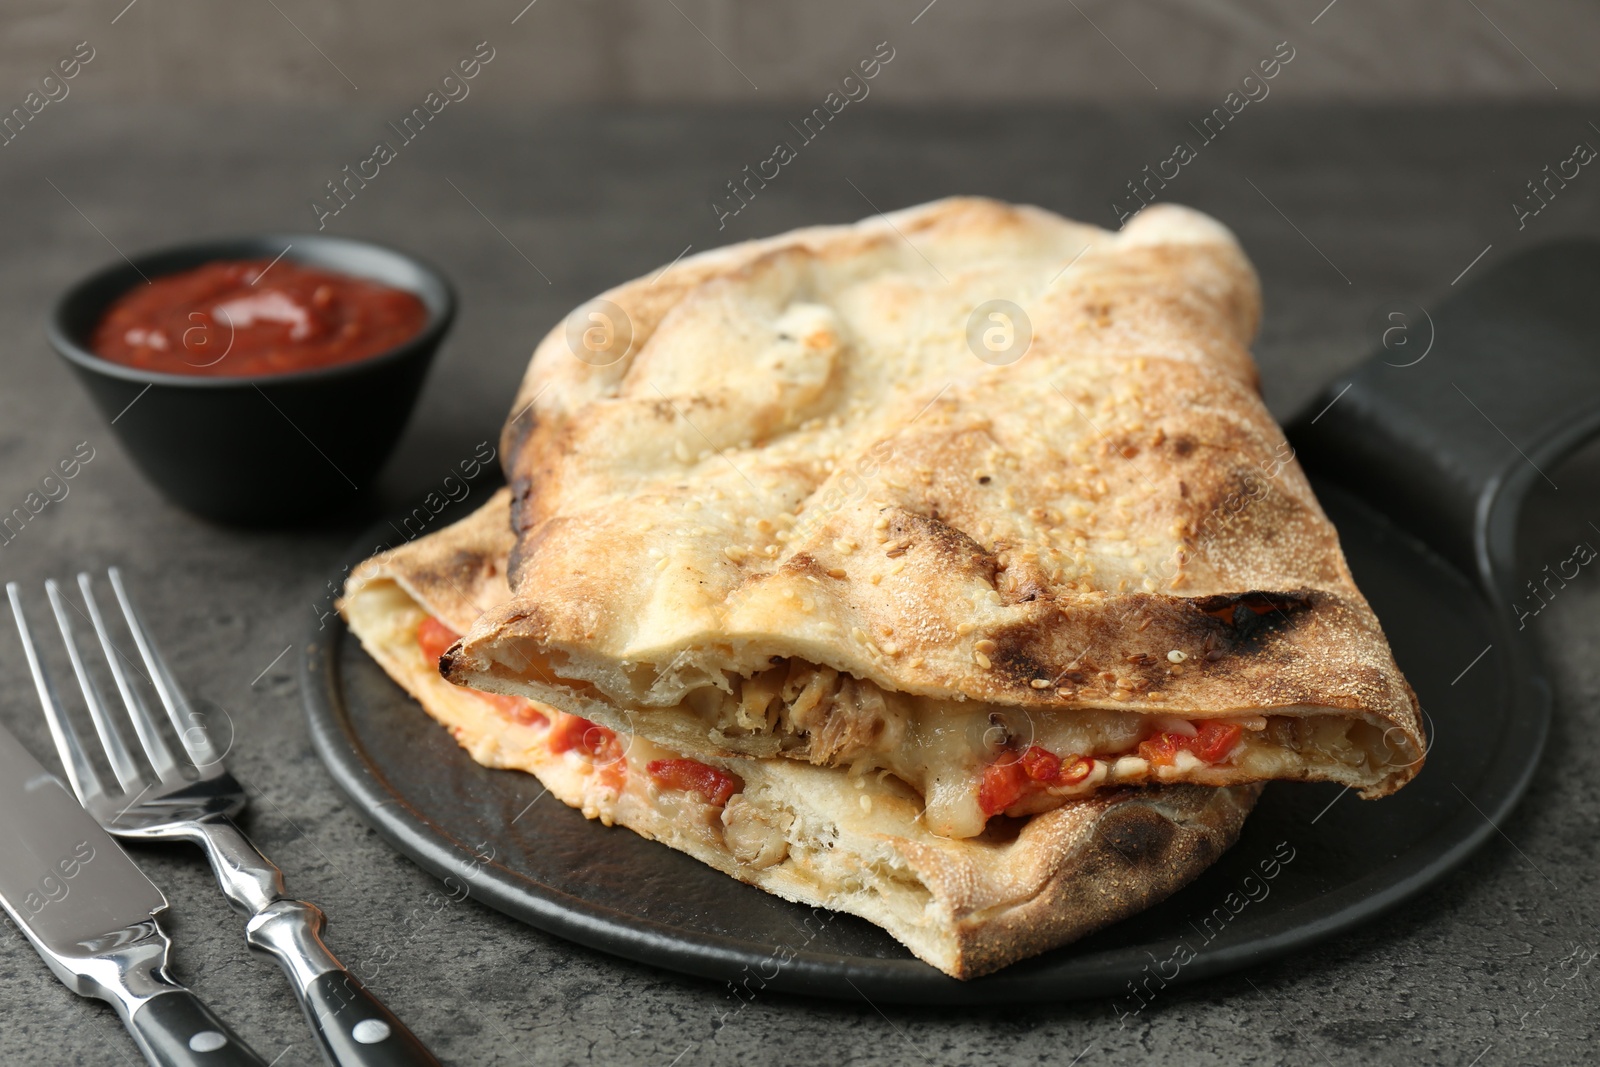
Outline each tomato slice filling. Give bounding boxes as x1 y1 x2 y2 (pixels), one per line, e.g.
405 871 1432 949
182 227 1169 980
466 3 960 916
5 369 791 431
978 719 1241 820
978 747 1097 816
416 616 459 664
978 760 1028 816
548 716 616 758
548 715 628 789
646 758 743 806
1020 746 1060 782
1138 721 1243 767
1057 755 1094 785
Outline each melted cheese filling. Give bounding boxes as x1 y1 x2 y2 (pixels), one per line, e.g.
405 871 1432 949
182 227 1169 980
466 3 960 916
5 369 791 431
682 660 1402 837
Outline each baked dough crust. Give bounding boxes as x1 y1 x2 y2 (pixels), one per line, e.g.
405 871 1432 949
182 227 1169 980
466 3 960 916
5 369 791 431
340 491 1259 979
443 197 1423 803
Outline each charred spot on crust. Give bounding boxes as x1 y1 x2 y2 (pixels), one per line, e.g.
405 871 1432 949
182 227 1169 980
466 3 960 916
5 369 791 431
500 404 538 478
981 589 1325 700
439 546 496 589
507 476 543 589
1190 468 1282 546
509 476 537 533
988 641 1057 692
438 642 466 680
984 611 1106 694
885 507 999 584
506 482 548 589
1172 436 1197 457
1192 590 1312 631
1099 805 1177 865
1176 589 1316 664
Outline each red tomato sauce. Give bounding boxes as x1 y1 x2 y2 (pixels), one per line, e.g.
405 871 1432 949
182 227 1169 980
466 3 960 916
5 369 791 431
90 259 428 377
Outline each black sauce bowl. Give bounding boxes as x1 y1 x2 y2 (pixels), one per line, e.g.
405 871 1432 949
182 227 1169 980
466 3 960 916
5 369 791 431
48 234 455 526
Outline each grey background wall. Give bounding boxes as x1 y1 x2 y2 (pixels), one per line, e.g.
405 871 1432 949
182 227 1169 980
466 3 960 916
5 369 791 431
4 0 1591 104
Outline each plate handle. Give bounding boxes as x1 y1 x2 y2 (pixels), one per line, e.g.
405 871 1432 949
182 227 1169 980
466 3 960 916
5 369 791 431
1289 241 1600 604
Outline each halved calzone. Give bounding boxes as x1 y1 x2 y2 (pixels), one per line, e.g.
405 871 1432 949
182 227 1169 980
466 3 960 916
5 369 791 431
340 490 1258 978
442 198 1423 840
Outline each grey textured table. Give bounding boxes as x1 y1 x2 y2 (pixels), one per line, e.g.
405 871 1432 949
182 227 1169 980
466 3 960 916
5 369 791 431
1 104 1598 1067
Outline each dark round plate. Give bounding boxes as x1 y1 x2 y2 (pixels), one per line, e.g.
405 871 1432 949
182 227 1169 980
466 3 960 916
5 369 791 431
300 479 1546 1004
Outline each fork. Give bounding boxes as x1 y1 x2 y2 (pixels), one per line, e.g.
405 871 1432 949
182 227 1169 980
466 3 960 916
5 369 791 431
8 570 440 1067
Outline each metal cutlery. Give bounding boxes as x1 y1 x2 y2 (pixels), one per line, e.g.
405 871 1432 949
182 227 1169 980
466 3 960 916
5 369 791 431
0 720 266 1066
8 571 439 1067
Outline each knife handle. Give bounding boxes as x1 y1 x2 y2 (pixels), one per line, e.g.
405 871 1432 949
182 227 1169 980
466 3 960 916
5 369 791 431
128 989 267 1067
247 899 440 1067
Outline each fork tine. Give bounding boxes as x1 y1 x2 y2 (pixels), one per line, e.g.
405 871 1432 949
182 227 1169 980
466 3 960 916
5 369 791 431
78 572 181 782
7 582 107 805
47 577 146 794
108 566 222 770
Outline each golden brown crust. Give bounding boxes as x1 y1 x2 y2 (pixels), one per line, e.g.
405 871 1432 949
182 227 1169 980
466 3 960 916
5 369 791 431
345 488 516 635
339 493 1258 978
448 197 1423 798
927 784 1260 976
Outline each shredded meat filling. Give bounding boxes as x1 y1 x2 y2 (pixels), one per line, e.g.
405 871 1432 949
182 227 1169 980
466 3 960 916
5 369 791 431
678 657 1410 838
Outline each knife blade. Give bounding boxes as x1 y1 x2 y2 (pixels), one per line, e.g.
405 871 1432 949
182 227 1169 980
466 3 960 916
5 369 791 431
0 723 267 1066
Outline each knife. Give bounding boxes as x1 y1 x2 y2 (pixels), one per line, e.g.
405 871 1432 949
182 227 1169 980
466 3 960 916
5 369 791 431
0 723 267 1066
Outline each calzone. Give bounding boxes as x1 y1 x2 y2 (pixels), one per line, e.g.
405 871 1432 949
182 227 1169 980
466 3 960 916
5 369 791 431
340 490 1259 978
442 198 1423 839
